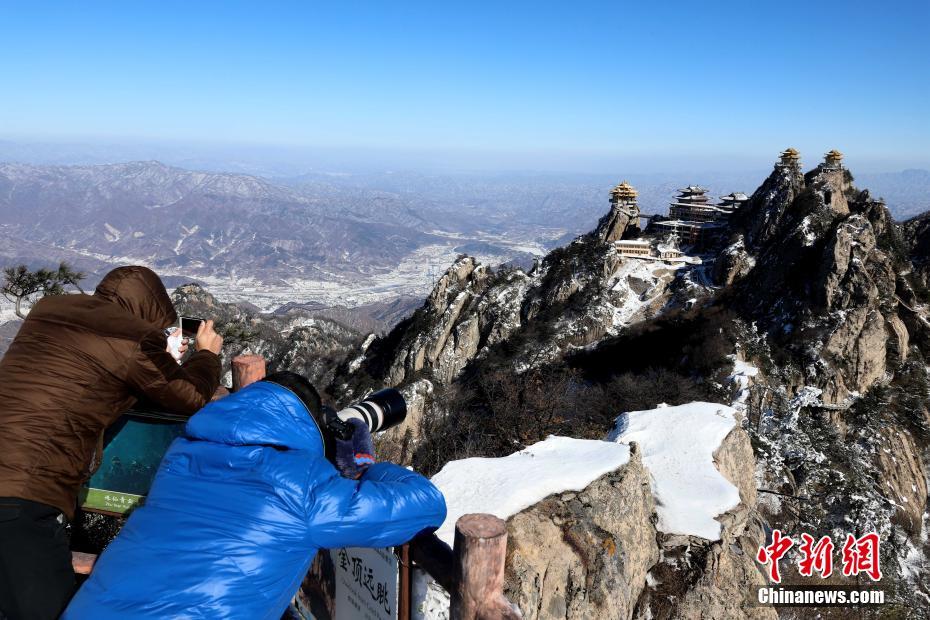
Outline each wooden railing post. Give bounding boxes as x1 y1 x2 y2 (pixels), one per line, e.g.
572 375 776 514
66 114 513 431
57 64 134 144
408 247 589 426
232 354 266 391
451 514 522 620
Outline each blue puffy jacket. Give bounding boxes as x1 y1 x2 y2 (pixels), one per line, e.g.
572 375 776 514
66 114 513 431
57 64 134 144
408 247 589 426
64 381 447 619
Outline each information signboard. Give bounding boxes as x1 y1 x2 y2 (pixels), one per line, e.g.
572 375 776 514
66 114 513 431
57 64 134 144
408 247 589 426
331 547 399 620
79 413 185 514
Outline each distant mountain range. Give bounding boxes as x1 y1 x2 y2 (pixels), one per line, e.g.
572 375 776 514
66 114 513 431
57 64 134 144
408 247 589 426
0 161 444 283
0 161 560 306
0 160 927 309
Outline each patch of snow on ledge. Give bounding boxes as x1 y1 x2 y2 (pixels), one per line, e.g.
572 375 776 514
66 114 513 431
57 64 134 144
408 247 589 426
430 436 631 546
608 402 740 541
729 356 759 411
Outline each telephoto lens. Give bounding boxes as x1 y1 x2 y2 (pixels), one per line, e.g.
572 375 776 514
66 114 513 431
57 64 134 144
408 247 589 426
336 388 407 433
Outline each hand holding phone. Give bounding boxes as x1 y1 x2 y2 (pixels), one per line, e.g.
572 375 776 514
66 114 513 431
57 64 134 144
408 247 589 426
194 319 223 355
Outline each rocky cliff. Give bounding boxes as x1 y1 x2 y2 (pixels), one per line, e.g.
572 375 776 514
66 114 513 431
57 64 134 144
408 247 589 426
504 446 658 620
635 424 774 620
715 158 930 611
719 161 909 405
334 231 698 455
171 283 365 394
436 401 772 620
903 210 930 291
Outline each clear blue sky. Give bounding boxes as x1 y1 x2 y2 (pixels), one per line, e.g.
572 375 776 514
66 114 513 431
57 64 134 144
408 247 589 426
1 1 927 171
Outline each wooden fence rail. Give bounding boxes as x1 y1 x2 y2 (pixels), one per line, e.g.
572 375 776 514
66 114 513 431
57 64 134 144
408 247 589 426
74 353 522 618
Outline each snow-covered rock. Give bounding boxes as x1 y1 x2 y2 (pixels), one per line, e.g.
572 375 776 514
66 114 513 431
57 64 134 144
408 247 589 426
430 435 631 546
418 437 656 620
504 447 657 620
608 402 741 541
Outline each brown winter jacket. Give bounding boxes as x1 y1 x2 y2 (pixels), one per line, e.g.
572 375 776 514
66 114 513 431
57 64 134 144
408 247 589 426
0 266 221 519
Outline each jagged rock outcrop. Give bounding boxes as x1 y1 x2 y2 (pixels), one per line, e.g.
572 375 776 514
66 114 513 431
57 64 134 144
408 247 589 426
347 236 689 400
809 167 852 215
712 237 755 286
903 210 930 289
375 379 434 464
886 314 910 363
594 204 635 244
716 160 930 609
722 162 908 405
349 256 528 391
874 425 929 536
492 395 773 620
172 283 363 392
504 447 659 620
731 160 805 251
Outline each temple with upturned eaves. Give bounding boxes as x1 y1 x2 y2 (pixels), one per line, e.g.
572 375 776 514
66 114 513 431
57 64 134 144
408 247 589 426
609 181 641 221
778 147 801 169
594 180 643 242
823 149 844 170
650 184 746 246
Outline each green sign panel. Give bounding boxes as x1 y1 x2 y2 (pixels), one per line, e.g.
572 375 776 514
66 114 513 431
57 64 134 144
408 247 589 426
80 412 186 515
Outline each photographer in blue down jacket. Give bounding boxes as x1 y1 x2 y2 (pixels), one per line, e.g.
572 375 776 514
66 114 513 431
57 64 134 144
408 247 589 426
64 371 446 620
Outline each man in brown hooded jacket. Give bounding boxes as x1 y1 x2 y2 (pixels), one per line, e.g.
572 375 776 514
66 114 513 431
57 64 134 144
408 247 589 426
0 265 223 620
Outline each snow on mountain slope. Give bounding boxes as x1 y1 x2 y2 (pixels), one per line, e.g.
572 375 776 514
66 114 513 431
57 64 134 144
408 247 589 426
608 402 741 541
430 436 630 546
729 356 760 412
606 258 684 328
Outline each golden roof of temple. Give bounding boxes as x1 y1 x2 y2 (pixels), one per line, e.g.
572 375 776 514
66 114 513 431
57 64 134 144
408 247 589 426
779 147 800 160
611 180 638 199
824 149 844 162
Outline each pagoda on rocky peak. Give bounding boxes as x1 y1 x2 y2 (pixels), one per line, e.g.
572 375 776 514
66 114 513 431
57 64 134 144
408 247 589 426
610 180 638 204
609 180 641 227
595 180 642 242
823 149 844 169
778 147 801 168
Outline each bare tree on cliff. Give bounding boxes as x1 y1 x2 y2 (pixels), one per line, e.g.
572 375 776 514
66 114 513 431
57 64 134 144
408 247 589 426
2 262 85 319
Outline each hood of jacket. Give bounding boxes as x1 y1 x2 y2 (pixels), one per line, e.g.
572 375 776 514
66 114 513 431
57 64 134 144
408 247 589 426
94 266 177 329
184 381 325 456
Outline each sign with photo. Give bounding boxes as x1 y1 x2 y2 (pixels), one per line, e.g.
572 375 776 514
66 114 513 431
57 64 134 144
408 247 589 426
80 413 185 514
